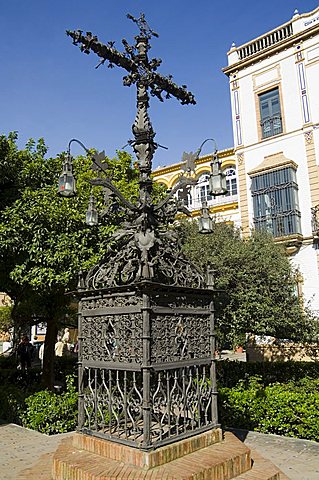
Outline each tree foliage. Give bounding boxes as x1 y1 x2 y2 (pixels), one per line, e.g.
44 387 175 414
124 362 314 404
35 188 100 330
179 220 317 346
0 133 143 387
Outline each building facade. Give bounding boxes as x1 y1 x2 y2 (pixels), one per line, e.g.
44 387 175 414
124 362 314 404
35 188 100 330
154 6 319 314
153 148 241 227
223 6 319 312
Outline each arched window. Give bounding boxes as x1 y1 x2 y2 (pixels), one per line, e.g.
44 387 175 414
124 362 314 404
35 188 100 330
176 185 192 207
225 167 237 197
195 172 212 204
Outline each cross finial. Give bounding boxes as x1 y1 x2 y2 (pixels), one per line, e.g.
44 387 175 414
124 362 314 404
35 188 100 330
127 13 159 39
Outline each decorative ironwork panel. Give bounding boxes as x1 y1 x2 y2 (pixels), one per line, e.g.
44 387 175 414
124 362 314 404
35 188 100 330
83 367 144 444
151 314 211 364
81 313 143 364
151 365 213 444
151 293 211 310
82 294 141 310
78 283 217 449
81 364 215 448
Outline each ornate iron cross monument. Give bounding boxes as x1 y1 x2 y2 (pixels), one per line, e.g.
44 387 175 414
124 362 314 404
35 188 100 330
66 13 219 451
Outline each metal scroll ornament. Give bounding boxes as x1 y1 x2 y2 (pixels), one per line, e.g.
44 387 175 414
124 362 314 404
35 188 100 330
67 14 203 291
68 14 218 451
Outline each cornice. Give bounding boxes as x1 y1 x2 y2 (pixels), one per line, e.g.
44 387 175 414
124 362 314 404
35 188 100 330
248 152 298 176
223 22 319 76
152 147 235 177
178 202 239 218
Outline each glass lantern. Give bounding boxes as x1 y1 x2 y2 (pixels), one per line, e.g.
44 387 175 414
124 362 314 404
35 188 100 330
86 194 99 226
198 201 213 234
209 153 228 196
58 155 76 197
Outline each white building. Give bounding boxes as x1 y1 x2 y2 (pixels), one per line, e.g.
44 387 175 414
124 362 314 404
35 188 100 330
223 6 319 312
153 148 241 228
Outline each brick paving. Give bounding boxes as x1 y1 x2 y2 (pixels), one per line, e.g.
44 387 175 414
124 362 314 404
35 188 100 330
0 423 318 479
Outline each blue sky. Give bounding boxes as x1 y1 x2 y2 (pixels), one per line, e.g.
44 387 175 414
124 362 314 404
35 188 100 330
1 1 318 168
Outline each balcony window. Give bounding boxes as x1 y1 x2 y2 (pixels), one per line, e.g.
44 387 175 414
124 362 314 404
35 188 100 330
196 173 212 204
251 167 301 237
225 167 237 197
259 88 283 139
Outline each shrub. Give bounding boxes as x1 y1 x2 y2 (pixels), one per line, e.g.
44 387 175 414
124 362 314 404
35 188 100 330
0 385 28 424
218 375 319 441
21 374 78 434
216 359 319 388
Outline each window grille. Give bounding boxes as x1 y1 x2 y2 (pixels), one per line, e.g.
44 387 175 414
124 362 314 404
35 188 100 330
259 88 283 139
251 167 301 237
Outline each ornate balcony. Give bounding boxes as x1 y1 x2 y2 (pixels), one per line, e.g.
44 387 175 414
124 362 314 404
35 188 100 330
237 22 293 61
311 205 319 237
261 114 283 139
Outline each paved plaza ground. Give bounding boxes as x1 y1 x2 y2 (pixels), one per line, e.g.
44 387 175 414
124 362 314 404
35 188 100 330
0 423 318 479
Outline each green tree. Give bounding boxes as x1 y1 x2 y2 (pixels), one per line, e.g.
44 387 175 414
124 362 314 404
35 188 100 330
179 220 317 347
0 133 141 388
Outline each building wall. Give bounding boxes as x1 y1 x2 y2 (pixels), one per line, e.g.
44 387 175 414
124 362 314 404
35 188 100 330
152 149 241 227
224 6 319 312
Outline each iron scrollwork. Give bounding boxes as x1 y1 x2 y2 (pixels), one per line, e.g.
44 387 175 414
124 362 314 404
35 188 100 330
69 13 218 450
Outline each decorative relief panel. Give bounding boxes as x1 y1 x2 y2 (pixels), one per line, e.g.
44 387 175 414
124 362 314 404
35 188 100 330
82 294 141 310
82 313 143 364
151 314 210 363
151 293 211 310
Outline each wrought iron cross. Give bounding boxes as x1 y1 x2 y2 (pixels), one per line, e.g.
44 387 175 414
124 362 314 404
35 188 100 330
67 13 196 211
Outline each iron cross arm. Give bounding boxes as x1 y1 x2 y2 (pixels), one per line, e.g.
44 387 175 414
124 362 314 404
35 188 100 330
66 30 135 71
66 30 196 105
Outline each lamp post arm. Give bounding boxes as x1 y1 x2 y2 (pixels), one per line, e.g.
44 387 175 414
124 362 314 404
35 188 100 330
67 138 90 155
67 138 108 173
154 175 197 211
195 138 218 159
88 178 139 212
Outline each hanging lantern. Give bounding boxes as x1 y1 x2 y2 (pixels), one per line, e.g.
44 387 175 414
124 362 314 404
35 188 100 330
58 154 76 197
86 193 99 226
209 152 228 196
198 201 213 234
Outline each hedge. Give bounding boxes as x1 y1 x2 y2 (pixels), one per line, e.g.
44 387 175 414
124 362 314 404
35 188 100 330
218 375 319 441
216 359 319 388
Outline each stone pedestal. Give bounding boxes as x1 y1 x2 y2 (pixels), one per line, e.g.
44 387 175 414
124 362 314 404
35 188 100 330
52 429 286 480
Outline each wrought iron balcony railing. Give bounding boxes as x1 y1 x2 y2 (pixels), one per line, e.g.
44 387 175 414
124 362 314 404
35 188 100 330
186 194 238 212
311 205 319 236
261 115 283 139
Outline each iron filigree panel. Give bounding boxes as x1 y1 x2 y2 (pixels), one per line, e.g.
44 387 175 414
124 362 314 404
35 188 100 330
81 313 143 364
83 367 143 443
151 314 210 364
151 293 212 310
151 365 213 443
81 364 215 448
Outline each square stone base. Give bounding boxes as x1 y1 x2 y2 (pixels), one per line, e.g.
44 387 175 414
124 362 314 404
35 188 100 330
52 428 288 479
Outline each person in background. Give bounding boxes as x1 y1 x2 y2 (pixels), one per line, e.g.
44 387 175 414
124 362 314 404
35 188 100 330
39 342 45 368
2 334 12 356
62 328 70 344
55 335 66 357
17 336 34 370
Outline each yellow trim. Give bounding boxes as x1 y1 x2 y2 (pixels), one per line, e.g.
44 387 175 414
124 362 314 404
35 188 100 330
221 160 236 169
153 177 169 187
304 130 319 208
248 153 298 176
152 148 235 177
195 166 211 176
168 173 183 189
189 202 238 217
